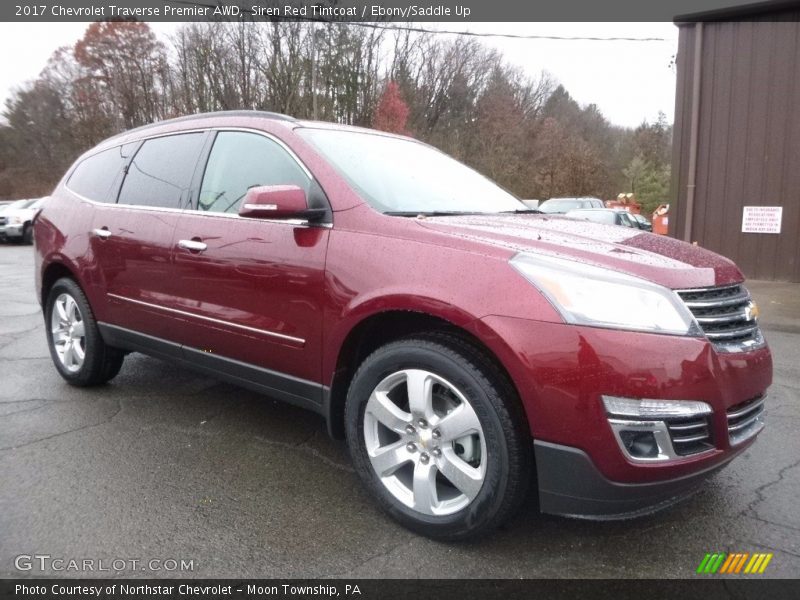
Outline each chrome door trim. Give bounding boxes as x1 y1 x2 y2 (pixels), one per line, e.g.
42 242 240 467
66 189 332 229
106 293 306 346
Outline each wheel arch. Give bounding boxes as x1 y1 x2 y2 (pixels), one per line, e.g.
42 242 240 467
324 308 523 440
40 259 80 307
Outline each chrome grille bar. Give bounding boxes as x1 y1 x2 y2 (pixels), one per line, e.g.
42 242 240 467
676 283 764 353
727 394 767 445
666 417 713 456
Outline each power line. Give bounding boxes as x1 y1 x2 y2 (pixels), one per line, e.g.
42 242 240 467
343 22 667 42
168 1 668 42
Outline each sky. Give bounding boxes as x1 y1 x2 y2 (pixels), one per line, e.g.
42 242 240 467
0 21 678 129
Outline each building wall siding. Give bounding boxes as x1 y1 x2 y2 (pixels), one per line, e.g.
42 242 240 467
671 13 800 281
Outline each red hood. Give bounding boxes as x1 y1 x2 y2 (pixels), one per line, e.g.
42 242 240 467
417 214 742 289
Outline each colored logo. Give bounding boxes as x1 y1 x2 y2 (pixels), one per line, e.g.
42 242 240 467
745 301 760 322
697 552 773 574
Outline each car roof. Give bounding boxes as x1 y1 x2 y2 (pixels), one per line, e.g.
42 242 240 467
103 110 296 144
94 110 418 155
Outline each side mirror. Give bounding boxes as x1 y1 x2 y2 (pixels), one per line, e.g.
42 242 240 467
239 185 309 219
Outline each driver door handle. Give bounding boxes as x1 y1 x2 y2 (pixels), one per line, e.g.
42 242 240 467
177 239 207 253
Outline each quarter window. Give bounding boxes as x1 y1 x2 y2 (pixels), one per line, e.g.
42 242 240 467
118 133 205 209
198 132 310 213
67 144 135 203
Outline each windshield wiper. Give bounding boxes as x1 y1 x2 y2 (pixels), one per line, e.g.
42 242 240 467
384 210 482 217
500 208 543 214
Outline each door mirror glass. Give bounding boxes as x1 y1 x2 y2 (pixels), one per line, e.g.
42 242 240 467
239 185 309 219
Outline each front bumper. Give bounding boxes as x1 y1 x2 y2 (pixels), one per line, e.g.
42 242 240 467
470 316 772 503
534 439 744 519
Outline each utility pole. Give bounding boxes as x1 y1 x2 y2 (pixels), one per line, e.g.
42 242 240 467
311 23 318 120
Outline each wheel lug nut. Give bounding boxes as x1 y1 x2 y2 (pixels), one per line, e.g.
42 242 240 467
432 448 442 458
420 453 430 464
406 442 417 453
432 429 441 439
405 424 416 435
418 419 427 428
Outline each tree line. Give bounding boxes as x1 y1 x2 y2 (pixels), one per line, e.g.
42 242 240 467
0 21 672 214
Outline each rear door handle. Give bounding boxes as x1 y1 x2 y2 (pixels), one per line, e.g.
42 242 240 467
92 228 111 239
177 239 207 252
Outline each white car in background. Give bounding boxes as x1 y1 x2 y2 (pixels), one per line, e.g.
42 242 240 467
0 197 47 244
538 197 605 214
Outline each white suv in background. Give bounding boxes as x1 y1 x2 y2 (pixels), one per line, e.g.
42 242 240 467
0 197 47 244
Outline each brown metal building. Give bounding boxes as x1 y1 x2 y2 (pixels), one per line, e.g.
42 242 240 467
671 2 800 281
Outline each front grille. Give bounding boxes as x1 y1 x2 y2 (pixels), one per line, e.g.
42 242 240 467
676 284 764 352
0 217 6 226
727 394 766 445
667 416 713 456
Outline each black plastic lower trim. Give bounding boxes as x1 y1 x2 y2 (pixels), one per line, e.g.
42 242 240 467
534 440 741 520
98 322 325 414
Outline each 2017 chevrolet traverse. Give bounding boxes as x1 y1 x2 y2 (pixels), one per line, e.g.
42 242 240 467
34 111 771 539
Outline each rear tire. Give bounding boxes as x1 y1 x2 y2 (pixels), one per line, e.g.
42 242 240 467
44 277 124 386
345 332 531 540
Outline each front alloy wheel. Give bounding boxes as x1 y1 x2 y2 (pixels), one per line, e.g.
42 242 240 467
364 369 487 516
345 333 531 540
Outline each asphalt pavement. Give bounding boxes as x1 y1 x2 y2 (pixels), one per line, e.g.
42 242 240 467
0 244 798 578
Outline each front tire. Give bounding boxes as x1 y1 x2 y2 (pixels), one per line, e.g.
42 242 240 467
345 333 531 540
45 278 124 386
22 224 33 245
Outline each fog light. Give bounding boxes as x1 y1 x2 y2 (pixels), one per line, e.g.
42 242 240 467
608 418 674 462
603 395 715 463
619 430 659 459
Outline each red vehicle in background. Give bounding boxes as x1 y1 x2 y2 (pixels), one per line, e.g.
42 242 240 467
34 111 771 539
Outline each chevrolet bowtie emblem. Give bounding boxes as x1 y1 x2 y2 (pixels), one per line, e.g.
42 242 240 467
745 301 760 322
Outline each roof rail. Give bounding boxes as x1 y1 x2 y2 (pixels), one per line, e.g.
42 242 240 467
105 110 297 141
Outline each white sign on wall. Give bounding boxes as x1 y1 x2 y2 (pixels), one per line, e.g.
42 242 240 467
742 206 783 234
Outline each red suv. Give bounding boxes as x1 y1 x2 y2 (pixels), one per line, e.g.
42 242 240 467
35 111 772 539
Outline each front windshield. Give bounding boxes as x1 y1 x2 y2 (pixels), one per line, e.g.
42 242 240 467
297 128 525 214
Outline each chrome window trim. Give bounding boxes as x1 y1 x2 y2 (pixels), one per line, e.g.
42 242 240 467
106 293 306 346
65 126 317 207
64 127 331 228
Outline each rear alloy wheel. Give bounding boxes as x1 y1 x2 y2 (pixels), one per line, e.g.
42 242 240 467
345 333 531 540
45 278 124 386
50 292 87 373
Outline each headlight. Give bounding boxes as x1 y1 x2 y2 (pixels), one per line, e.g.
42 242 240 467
509 253 700 336
9 216 22 224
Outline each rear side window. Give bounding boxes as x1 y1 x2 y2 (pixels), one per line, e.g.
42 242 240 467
198 131 310 213
118 133 205 209
67 145 133 202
